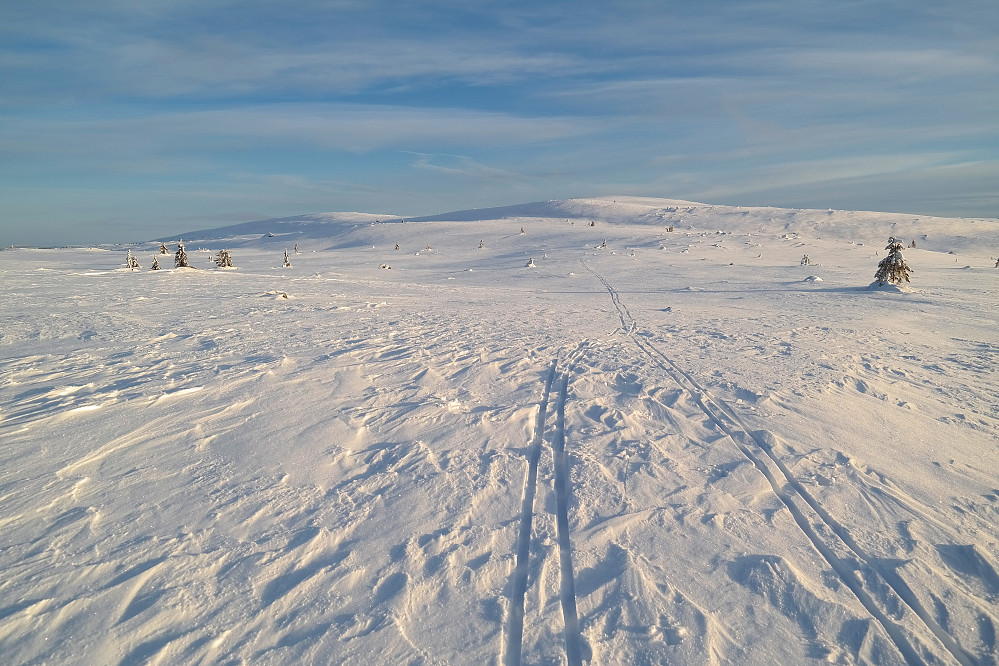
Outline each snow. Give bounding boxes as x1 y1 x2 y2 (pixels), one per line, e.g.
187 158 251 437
1 197 997 665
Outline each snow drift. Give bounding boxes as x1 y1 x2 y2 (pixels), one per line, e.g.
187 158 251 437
1 196 997 665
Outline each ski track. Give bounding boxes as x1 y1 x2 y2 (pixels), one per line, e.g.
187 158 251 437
505 342 589 666
553 345 588 666
582 260 980 666
504 359 557 666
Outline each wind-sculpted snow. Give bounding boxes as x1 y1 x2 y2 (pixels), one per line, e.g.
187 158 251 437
0 197 997 664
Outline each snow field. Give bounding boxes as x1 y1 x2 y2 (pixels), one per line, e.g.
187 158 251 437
0 197 997 664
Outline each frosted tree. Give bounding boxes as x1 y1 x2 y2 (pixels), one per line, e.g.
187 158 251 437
159 242 169 255
478 239 485 249
175 242 190 268
294 242 300 254
125 249 140 270
151 257 160 270
909 240 917 249
873 237 911 286
395 243 401 250
520 227 526 235
283 249 292 267
215 249 233 268
801 254 812 266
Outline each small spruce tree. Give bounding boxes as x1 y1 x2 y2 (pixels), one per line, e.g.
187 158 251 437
159 242 169 255
801 254 811 266
151 257 160 270
125 249 140 270
283 249 292 267
909 240 917 249
175 242 189 268
294 242 300 254
215 249 233 268
478 239 485 249
873 237 911 286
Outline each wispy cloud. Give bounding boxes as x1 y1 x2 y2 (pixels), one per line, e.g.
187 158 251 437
0 104 596 172
1 0 997 244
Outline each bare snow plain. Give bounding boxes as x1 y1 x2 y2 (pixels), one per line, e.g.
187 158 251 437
1 196 997 665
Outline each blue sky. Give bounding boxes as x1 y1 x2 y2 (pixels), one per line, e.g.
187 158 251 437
2 1 997 245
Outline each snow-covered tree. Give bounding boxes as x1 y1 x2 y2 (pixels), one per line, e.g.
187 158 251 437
395 243 401 250
478 239 485 249
151 257 160 270
175 242 189 268
159 242 169 255
283 249 292 268
215 249 233 268
801 254 811 266
294 242 300 254
909 240 917 249
125 249 140 270
520 227 526 235
873 237 911 286
526 257 536 268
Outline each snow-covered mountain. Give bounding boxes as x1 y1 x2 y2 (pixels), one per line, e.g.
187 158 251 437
2 196 997 664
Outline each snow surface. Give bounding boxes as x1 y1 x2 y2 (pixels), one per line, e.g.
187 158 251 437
1 196 997 665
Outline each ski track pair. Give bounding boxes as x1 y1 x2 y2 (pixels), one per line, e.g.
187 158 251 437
581 261 976 666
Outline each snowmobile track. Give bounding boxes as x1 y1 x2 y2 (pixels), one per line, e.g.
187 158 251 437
583 262 977 666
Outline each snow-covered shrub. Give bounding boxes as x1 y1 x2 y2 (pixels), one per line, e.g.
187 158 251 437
294 242 300 254
151 257 160 270
175 242 189 268
159 243 169 255
801 254 812 266
478 240 485 249
125 249 140 270
283 249 292 268
873 237 911 286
